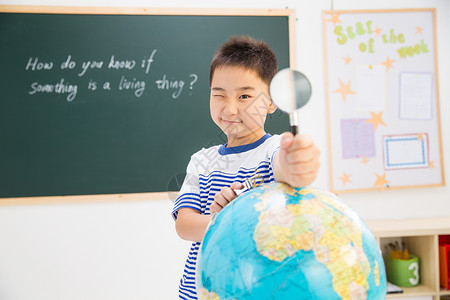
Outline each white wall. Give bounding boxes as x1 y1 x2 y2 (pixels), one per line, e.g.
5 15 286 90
0 0 448 299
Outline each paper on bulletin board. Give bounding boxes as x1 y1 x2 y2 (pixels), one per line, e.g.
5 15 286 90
341 119 376 159
356 64 386 112
400 72 433 120
382 134 429 170
323 9 444 193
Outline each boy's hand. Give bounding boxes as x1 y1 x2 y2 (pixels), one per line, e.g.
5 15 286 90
274 132 321 188
210 182 243 214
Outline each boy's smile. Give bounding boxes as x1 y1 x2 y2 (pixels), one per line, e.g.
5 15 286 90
210 66 277 148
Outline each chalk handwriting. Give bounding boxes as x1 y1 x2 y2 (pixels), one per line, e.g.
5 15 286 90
61 55 76 69
141 49 157 74
155 74 184 99
88 80 97 90
28 78 78 102
78 60 104 77
108 55 136 70
25 57 53 71
23 51 197 101
119 76 145 97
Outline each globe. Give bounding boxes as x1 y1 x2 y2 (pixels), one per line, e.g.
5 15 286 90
197 182 386 299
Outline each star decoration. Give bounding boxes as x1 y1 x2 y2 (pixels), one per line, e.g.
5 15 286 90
339 172 352 185
333 79 356 103
374 173 390 190
361 157 369 165
374 26 382 35
429 160 435 168
327 13 343 27
381 56 395 71
416 26 424 34
343 55 352 65
365 112 386 131
417 134 424 141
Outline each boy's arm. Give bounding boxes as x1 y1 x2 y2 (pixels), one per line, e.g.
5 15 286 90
175 208 212 243
175 182 243 242
273 133 321 187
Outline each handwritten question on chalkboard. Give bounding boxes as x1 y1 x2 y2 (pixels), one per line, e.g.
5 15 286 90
24 49 199 101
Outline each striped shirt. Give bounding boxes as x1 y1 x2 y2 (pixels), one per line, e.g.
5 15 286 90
172 133 281 300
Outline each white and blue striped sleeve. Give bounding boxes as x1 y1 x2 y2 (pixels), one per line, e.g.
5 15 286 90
172 156 201 221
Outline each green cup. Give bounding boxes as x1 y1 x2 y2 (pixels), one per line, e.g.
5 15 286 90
386 254 420 287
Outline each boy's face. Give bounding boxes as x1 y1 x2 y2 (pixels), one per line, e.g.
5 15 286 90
210 66 277 147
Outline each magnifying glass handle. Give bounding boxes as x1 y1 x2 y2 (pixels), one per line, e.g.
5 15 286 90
290 125 298 136
289 111 300 136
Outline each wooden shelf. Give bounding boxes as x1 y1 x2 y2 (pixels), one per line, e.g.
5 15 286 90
387 284 435 298
365 217 450 300
366 217 450 237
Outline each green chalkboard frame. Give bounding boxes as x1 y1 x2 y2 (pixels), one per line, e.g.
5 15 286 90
0 6 296 205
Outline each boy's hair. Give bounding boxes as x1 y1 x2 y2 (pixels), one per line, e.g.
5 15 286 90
210 36 278 86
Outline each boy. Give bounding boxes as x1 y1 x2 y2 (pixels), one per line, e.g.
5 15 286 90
172 36 320 300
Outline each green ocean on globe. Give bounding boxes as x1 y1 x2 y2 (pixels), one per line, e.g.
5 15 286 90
197 182 386 300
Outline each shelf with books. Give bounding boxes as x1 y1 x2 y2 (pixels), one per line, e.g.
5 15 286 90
366 217 450 300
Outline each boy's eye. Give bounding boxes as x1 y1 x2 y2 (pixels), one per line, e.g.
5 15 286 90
239 94 251 100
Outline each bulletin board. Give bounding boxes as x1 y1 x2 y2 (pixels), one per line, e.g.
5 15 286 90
322 9 445 193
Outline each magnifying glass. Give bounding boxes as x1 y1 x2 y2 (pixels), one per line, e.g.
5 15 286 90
269 68 312 135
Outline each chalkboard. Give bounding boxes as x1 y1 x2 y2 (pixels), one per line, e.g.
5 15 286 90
323 9 445 193
0 7 295 202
